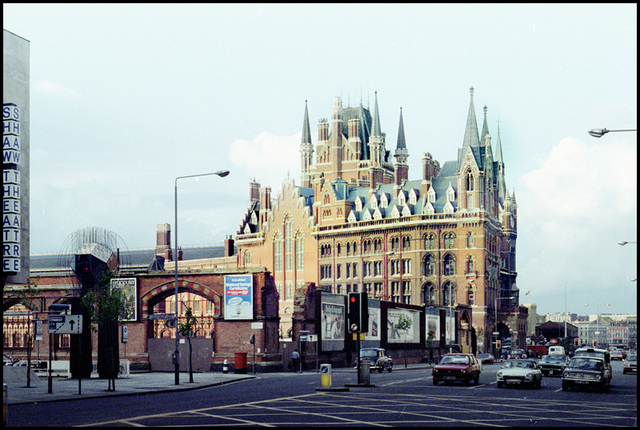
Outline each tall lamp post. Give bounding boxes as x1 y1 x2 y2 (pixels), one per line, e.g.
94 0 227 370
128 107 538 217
618 241 637 282
174 170 229 385
588 128 636 138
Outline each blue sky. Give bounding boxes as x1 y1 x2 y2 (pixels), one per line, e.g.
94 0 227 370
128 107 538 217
3 3 637 316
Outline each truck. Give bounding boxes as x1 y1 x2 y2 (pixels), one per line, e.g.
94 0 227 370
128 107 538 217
527 345 548 358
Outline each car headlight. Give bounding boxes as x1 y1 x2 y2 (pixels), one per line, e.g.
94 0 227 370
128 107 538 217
497 371 503 377
525 372 533 379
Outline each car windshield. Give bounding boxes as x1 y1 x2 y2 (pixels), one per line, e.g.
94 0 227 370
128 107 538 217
543 355 565 362
440 355 469 365
569 358 603 371
360 349 380 359
505 360 534 369
626 355 637 362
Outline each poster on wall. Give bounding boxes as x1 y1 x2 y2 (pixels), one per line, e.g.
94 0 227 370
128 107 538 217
425 313 440 345
365 306 381 341
321 302 345 341
224 274 253 320
320 293 345 352
110 278 138 322
387 308 420 343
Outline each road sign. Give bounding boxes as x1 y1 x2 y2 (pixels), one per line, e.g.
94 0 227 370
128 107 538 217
307 334 318 342
49 314 82 334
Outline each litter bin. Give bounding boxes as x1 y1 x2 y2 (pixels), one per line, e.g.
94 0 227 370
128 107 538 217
359 362 371 385
234 352 248 374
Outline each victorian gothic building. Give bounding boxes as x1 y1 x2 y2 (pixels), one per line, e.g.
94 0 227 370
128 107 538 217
235 88 521 351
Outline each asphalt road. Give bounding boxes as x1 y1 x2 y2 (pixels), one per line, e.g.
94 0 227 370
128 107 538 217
9 361 637 427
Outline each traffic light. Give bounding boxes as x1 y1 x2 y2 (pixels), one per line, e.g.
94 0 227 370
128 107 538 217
593 339 597 347
496 339 501 349
574 338 579 346
347 292 368 333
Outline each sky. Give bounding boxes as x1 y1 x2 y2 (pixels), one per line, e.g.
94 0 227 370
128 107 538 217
3 3 637 317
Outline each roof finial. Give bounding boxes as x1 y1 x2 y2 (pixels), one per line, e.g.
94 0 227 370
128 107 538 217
470 86 474 98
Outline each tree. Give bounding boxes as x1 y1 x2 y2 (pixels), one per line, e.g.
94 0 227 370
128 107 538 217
396 314 413 368
179 306 197 383
81 271 132 390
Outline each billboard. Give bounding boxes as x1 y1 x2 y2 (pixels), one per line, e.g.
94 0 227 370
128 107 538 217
224 274 253 320
110 277 138 322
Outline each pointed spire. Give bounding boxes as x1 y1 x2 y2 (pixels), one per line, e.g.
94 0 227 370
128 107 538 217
462 86 480 149
395 107 407 153
371 91 382 137
301 100 312 145
495 121 504 163
481 105 490 143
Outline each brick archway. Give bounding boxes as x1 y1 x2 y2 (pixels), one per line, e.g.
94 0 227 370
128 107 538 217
140 280 221 321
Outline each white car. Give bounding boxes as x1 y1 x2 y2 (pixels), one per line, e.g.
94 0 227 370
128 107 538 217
496 359 542 388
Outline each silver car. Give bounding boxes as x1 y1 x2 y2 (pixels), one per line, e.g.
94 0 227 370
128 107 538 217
496 359 542 388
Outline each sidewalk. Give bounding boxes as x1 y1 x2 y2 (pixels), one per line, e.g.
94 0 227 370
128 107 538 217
3 369 255 405
4 362 434 406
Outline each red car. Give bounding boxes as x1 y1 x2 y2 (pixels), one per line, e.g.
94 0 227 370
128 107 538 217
432 353 481 385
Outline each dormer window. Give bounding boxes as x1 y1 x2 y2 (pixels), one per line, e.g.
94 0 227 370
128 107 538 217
428 188 436 203
446 182 455 201
370 195 378 210
409 189 418 205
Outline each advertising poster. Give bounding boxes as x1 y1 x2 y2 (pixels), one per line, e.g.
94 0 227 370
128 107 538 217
110 278 137 321
425 313 440 345
387 308 420 343
321 302 345 341
365 306 381 341
320 292 346 352
224 274 253 320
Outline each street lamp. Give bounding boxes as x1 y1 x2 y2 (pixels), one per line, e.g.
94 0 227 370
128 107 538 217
588 128 636 138
174 170 229 385
618 241 637 246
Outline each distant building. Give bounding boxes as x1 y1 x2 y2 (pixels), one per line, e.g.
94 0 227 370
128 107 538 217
235 88 525 353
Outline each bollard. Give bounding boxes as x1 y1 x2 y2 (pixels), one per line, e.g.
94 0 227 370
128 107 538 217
3 383 7 426
320 363 332 388
222 359 228 374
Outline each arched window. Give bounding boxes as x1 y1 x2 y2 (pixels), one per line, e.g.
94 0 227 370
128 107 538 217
443 254 456 276
424 234 435 249
423 283 436 306
284 218 293 271
467 232 473 248
296 234 304 270
444 233 455 249
274 232 282 271
443 282 456 307
466 170 474 191
466 256 474 273
422 254 435 276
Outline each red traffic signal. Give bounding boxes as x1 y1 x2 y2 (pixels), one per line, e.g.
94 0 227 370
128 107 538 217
496 339 501 349
574 338 579 346
347 292 368 333
592 340 597 347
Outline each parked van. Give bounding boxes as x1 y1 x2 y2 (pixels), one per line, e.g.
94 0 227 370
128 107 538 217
548 346 566 355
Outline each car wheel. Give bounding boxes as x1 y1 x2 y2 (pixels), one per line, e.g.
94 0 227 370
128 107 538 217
387 367 392 373
378 368 383 373
433 379 439 386
497 381 503 388
562 381 569 391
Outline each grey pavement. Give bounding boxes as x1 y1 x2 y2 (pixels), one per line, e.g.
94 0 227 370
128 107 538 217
3 362 435 406
3 368 255 406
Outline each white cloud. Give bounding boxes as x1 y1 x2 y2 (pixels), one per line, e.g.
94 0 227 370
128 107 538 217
516 136 637 314
34 80 80 99
228 131 302 189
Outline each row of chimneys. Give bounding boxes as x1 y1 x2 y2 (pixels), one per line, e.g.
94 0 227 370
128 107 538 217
154 223 235 262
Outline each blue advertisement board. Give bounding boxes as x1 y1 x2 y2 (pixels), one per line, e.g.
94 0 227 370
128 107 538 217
224 274 253 320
